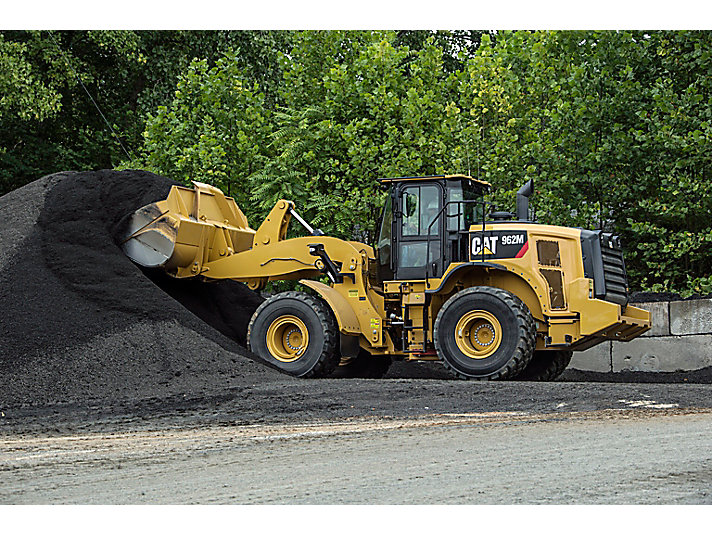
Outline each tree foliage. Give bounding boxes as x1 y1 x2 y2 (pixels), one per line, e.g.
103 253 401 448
0 30 292 195
1 30 710 295
0 35 61 122
254 33 465 242
139 52 271 209
451 31 712 295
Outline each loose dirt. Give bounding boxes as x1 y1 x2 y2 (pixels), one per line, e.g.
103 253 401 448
0 170 284 409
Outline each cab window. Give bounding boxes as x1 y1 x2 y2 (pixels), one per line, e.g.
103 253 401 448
447 180 484 231
401 185 439 236
462 181 484 228
377 195 392 266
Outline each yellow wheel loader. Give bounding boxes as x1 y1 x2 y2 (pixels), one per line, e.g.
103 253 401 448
122 175 650 380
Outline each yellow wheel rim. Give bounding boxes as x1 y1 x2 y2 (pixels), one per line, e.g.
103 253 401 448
265 315 309 363
454 310 503 359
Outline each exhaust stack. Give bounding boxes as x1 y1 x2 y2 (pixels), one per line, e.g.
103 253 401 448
516 179 534 221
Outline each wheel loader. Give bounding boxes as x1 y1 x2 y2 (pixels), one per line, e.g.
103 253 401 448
122 174 650 380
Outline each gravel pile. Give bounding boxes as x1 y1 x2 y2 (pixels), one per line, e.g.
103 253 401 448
629 291 712 303
0 170 285 408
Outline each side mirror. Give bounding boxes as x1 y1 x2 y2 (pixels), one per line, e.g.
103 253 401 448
403 191 417 218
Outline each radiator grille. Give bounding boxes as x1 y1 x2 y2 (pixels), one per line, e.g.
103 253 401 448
600 236 629 306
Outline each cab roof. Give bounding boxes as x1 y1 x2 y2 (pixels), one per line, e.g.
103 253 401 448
377 173 491 188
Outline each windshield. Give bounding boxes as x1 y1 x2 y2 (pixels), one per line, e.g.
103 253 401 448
376 194 392 266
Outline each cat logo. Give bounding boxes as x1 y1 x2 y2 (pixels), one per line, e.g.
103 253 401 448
472 235 498 256
470 230 528 260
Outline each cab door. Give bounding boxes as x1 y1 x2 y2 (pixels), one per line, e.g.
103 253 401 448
394 182 444 280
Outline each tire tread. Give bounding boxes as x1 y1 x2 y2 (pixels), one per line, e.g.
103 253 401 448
247 291 340 378
517 350 572 381
433 286 536 381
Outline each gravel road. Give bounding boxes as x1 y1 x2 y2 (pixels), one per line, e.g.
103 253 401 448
2 380 712 504
2 409 710 504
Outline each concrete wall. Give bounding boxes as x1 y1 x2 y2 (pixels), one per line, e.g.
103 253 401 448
569 299 712 373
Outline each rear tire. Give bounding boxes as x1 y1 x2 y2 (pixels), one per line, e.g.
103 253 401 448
247 291 340 378
331 351 392 378
434 287 536 380
517 350 572 381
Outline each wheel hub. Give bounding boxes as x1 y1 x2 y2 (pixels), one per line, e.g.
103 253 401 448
454 310 503 359
266 315 309 362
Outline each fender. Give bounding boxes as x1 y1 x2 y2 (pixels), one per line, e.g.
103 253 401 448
426 261 506 294
426 262 544 322
300 279 361 357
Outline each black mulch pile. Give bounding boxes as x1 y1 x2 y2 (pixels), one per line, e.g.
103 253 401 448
0 170 284 409
629 291 712 303
560 367 712 384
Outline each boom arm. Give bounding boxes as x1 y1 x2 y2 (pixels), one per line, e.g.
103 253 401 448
122 182 388 347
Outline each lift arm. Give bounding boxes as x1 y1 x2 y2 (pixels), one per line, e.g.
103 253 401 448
122 182 387 347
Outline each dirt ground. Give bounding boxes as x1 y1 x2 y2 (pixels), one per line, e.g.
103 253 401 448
2 408 711 504
2 380 712 504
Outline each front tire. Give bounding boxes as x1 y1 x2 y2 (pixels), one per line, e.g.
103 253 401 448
247 291 340 377
434 287 536 380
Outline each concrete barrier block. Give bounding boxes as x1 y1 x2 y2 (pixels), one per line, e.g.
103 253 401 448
569 341 611 372
634 301 670 337
612 334 712 372
669 299 712 335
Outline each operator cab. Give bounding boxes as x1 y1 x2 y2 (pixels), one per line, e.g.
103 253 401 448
376 174 491 281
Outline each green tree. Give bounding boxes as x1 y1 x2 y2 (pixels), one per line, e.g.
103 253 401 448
253 33 464 242
0 30 294 196
139 31 468 241
454 30 711 295
139 52 272 210
0 30 145 195
0 35 61 122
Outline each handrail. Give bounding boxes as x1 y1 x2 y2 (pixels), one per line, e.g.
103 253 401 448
424 198 495 289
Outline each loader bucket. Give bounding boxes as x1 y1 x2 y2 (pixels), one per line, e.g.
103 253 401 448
122 201 178 268
121 181 255 277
